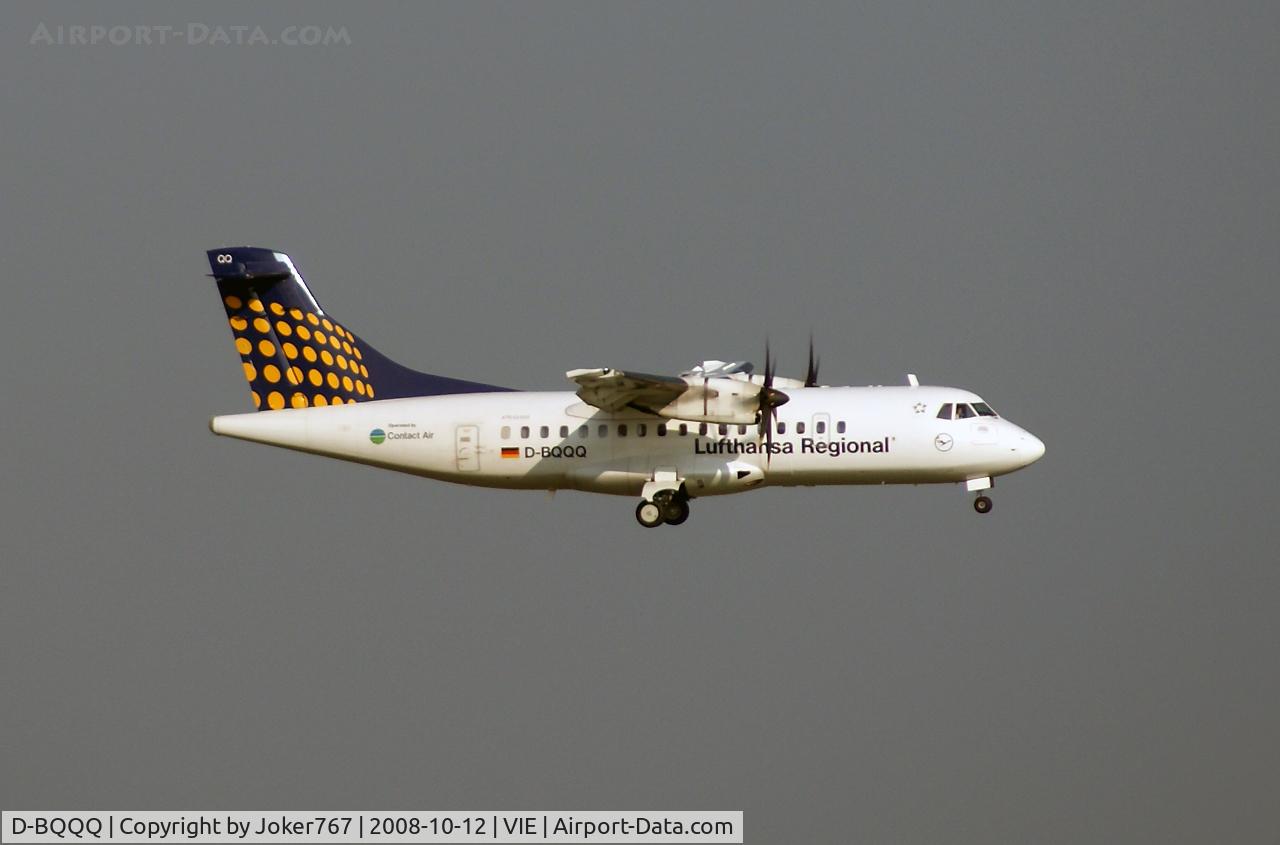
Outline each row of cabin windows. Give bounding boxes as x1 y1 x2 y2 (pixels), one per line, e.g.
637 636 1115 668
499 420 849 440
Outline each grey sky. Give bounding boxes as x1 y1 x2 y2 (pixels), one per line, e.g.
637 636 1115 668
2 3 1277 842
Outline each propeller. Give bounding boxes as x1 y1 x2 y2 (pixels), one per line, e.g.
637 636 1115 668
804 334 821 387
756 340 790 462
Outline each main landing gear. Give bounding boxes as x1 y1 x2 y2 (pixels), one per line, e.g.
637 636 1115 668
635 490 691 528
973 495 993 514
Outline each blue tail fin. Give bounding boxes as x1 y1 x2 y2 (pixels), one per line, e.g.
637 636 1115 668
208 247 511 410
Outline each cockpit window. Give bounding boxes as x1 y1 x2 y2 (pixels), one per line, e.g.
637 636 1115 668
937 403 953 420
972 402 997 417
956 403 976 418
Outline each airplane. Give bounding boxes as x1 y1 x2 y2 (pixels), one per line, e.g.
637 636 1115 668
206 247 1045 526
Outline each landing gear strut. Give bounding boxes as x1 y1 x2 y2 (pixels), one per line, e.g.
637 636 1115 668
973 495 993 514
635 489 691 527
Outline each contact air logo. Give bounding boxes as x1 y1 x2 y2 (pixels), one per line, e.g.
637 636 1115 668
369 428 386 445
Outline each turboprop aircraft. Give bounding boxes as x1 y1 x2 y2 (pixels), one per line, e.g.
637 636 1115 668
206 247 1045 527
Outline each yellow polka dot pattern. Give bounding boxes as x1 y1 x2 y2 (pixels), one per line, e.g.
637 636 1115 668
222 294 374 409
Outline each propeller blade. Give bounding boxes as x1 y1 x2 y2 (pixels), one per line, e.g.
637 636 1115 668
805 335 821 387
760 340 781 464
765 404 773 460
757 342 770 434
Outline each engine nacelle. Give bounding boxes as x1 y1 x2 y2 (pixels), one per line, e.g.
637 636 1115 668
656 376 762 425
568 367 788 426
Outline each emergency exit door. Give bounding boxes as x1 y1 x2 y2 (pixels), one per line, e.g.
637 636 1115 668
455 425 480 471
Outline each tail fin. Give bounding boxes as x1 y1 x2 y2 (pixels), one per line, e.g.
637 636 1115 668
208 247 510 410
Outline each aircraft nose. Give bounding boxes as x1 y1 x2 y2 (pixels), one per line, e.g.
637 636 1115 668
1019 430 1046 465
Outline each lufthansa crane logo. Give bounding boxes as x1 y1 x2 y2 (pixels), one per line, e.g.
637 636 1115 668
934 432 954 452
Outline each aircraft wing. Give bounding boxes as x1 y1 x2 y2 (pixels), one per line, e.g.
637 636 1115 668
566 368 688 413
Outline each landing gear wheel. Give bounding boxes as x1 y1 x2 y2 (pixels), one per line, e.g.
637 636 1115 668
636 500 664 528
660 497 690 526
973 495 993 514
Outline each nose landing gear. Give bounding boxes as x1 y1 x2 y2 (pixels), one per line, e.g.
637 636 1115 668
966 476 994 515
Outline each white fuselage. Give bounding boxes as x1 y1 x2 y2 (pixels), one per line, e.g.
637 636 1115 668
210 385 1045 498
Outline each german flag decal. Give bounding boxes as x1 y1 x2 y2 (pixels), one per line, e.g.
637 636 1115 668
501 447 520 459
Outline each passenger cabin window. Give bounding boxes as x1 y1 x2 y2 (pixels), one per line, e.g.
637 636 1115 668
577 425 588 439
796 421 806 434
718 424 728 436
937 403 953 420
972 402 998 417
956 403 976 419
540 425 549 438
657 424 667 437
699 423 708 435
598 424 608 437
816 421 826 434
777 421 786 434
617 424 627 437
837 421 846 434
678 424 688 436
738 425 748 435
501 426 511 439
520 425 530 438
560 425 569 437
637 423 647 437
